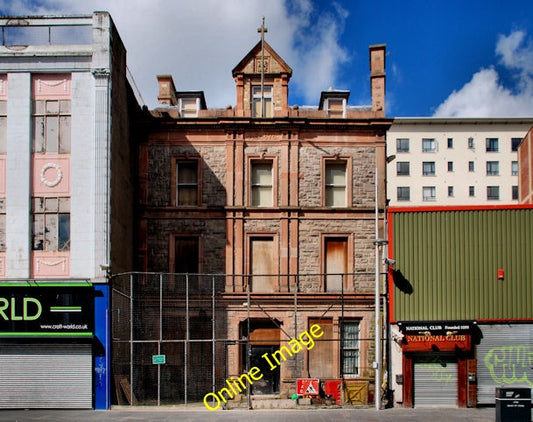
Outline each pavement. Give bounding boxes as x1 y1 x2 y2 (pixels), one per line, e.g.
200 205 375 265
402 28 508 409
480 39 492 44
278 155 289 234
0 406 509 422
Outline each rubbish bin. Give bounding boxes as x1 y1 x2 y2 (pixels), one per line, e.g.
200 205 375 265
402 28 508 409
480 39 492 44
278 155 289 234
495 388 531 422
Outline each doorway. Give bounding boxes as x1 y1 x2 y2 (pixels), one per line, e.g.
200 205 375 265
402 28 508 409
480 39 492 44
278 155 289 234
240 318 281 394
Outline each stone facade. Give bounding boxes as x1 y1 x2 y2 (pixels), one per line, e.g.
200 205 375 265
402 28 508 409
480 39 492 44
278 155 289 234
137 40 392 402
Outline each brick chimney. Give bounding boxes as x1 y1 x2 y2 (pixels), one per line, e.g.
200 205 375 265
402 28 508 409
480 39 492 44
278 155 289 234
369 44 386 116
157 75 177 106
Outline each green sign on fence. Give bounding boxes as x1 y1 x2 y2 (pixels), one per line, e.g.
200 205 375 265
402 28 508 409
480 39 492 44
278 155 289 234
152 354 166 364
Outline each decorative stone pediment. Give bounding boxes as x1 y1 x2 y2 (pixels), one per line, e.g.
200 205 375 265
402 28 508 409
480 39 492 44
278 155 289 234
232 41 292 78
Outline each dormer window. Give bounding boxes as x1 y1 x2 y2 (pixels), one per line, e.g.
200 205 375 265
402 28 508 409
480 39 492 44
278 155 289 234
232 39 292 117
175 91 207 118
179 98 199 118
324 98 345 118
252 86 272 118
319 90 350 118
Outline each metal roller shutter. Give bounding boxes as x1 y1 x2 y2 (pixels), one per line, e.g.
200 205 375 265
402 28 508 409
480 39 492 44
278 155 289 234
477 324 533 405
0 344 92 409
414 360 458 407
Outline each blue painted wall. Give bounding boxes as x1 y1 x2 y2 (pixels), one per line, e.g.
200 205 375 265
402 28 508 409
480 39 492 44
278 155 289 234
94 284 110 409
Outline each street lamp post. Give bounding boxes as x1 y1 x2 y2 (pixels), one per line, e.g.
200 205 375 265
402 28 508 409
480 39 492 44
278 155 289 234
374 168 388 410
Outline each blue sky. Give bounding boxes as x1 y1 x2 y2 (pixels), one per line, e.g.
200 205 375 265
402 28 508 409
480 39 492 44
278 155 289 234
1 0 532 117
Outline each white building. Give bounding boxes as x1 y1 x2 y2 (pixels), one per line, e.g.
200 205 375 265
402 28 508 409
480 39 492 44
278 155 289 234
0 13 137 409
387 118 533 207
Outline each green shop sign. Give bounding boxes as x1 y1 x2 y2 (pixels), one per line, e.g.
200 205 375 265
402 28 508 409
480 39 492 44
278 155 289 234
0 282 93 338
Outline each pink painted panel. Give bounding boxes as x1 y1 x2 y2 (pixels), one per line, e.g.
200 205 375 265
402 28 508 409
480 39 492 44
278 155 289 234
31 251 70 278
0 156 5 195
0 253 5 278
32 155 70 196
32 74 71 99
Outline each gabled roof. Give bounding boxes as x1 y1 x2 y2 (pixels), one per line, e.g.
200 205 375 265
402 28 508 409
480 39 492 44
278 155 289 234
232 40 292 77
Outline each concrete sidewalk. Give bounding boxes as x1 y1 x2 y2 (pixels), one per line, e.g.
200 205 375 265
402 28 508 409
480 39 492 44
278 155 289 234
0 407 503 422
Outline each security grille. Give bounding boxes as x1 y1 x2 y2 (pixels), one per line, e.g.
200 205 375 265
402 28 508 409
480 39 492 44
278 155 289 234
111 272 381 406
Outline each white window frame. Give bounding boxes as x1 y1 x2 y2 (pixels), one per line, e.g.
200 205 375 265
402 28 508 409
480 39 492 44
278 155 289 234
324 160 348 207
252 85 273 118
486 138 499 152
324 98 346 118
178 98 199 118
486 161 499 176
396 161 410 176
32 99 71 154
422 138 436 152
397 186 410 201
422 161 436 176
174 158 200 207
511 138 521 152
422 186 436 201
396 138 410 153
251 160 273 207
31 197 70 252
487 186 500 200
341 320 360 376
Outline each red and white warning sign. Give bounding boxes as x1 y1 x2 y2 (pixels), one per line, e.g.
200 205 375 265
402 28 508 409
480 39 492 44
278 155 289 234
296 378 320 396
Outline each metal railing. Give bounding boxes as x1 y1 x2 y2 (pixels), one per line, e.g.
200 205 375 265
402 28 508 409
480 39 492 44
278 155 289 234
111 272 381 406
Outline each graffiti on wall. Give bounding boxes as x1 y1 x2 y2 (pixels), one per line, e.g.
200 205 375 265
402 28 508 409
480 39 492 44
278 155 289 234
484 345 533 387
425 363 453 383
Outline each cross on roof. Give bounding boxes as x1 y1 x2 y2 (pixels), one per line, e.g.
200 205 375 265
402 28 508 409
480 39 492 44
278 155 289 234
257 16 268 38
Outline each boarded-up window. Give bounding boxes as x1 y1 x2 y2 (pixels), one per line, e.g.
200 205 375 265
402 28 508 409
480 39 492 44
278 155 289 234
325 161 347 207
308 318 334 378
325 237 347 292
32 100 71 153
179 98 199 118
251 161 273 206
174 236 199 273
176 160 199 206
31 197 70 251
341 321 360 375
326 98 345 118
250 237 276 292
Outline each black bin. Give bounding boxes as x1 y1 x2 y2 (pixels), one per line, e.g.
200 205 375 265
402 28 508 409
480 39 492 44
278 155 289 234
495 388 531 422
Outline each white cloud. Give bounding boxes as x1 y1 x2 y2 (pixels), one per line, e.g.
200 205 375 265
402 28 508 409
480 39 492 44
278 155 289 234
0 0 350 108
286 1 349 104
434 30 533 117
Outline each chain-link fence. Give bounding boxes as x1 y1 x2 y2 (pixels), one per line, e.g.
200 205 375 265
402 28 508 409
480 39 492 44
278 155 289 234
111 272 384 406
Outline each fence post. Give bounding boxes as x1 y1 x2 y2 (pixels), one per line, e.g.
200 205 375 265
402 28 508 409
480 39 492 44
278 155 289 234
158 273 163 406
185 273 189 406
129 273 134 407
212 275 216 406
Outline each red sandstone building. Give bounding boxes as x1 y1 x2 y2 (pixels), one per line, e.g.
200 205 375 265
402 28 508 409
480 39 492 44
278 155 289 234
131 38 392 405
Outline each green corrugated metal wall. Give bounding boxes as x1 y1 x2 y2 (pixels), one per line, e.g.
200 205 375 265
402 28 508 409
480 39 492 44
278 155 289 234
390 208 533 321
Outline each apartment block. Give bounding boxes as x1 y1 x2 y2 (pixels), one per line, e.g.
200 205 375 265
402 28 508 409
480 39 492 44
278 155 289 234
387 118 533 206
